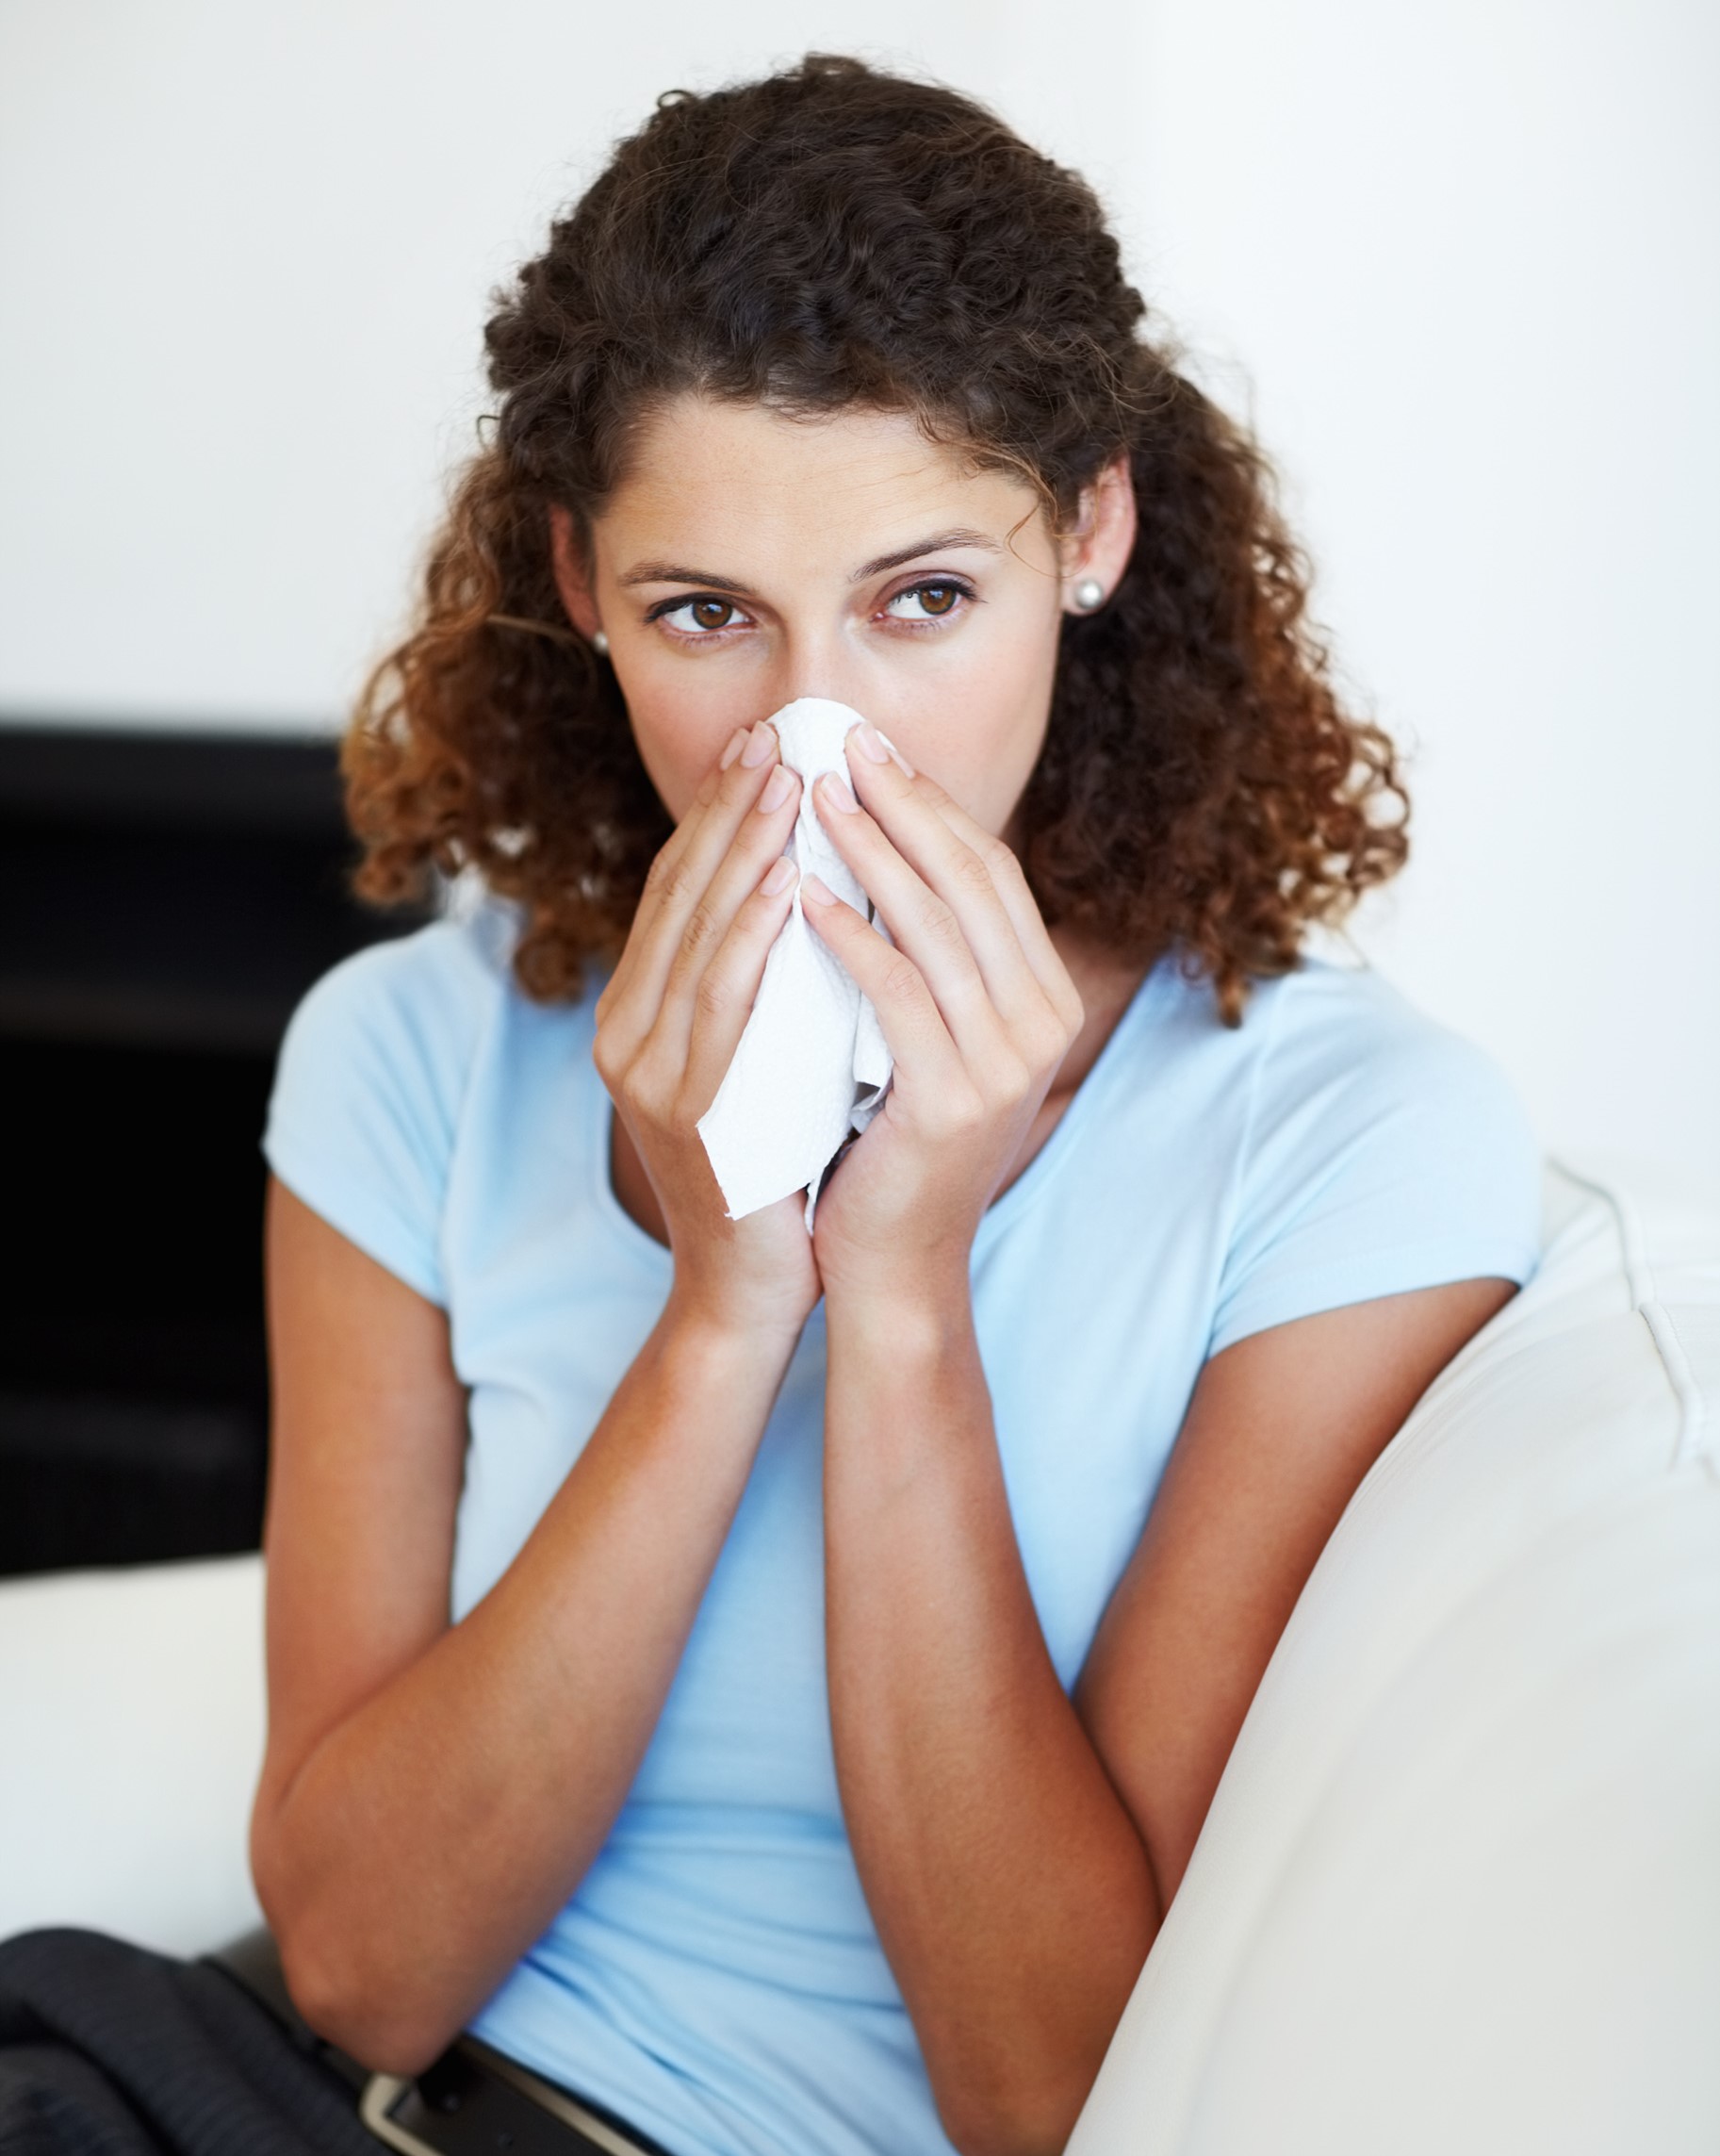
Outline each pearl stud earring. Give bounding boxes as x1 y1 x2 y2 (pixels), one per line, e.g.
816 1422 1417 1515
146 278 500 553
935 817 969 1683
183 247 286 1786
591 629 610 656
1072 577 1106 612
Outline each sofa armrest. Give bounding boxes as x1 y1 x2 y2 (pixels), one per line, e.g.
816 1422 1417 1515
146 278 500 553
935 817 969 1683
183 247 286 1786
0 1552 266 1955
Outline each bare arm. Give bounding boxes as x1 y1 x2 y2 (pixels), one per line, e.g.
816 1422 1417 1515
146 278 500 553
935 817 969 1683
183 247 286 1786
826 1267 1515 2156
823 1269 1155 2156
253 718 818 2072
1075 1274 1516 1908
795 725 1518 2154
253 1177 800 2072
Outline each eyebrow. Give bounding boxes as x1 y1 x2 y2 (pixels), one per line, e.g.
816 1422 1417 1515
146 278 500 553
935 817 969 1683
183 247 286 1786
615 528 1003 593
617 562 752 593
852 529 1002 580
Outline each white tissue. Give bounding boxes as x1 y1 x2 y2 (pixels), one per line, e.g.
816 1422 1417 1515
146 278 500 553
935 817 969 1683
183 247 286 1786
696 699 896 1230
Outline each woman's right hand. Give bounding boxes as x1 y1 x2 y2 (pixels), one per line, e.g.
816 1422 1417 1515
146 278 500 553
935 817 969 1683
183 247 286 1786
593 719 818 1340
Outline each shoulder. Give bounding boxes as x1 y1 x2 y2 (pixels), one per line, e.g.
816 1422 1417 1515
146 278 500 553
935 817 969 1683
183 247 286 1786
1242 956 1533 1135
262 897 534 1303
1201 955 1544 1355
281 895 522 1062
1132 948 1532 1150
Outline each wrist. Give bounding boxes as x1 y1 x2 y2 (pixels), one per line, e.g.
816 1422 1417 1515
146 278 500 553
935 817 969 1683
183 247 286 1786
822 1270 990 1499
822 1260 975 1358
659 1285 809 1368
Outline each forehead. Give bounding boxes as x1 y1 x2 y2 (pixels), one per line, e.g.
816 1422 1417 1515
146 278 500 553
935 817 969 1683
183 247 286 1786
594 393 1047 573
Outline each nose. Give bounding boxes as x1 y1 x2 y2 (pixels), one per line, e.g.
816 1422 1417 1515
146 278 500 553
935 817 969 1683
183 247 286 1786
760 620 872 722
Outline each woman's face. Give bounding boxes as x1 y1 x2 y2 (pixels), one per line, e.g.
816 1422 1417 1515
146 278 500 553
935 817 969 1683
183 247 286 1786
551 395 1132 848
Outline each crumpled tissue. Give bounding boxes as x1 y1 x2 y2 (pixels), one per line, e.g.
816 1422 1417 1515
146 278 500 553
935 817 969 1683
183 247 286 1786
696 698 898 1230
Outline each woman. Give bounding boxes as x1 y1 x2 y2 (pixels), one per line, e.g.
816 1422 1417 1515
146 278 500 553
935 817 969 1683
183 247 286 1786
0 52 1541 2156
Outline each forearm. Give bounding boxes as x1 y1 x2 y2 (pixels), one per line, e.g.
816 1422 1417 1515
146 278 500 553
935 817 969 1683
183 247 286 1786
825 1275 1159 2156
256 1296 795 2070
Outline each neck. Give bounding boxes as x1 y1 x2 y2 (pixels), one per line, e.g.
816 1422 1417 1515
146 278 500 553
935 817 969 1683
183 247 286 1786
1043 926 1154 1099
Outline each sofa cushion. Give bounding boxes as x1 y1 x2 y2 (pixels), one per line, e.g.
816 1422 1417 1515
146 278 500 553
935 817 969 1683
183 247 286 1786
1070 1158 1720 2156
0 1553 265 1955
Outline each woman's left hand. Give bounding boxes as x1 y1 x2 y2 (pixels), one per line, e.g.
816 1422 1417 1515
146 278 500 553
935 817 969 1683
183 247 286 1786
801 722 1086 1298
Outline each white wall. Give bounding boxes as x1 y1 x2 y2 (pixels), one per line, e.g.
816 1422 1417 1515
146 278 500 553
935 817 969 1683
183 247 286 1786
1126 0 1720 1205
2 0 1714 1198
0 0 1141 728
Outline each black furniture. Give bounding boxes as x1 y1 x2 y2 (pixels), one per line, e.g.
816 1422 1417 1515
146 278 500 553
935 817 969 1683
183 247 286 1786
0 721 434 1576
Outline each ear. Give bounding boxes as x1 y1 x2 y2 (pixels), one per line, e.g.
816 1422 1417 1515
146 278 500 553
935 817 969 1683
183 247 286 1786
548 505 603 641
1059 453 1138 613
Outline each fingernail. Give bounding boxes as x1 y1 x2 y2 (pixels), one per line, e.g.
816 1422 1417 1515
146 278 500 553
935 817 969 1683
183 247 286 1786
820 772 859 814
761 855 797 897
881 733 915 778
801 872 837 906
757 763 797 813
741 721 776 767
719 727 749 769
852 721 891 765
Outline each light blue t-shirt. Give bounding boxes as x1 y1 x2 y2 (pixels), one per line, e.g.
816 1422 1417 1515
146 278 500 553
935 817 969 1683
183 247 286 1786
260 896 1541 2156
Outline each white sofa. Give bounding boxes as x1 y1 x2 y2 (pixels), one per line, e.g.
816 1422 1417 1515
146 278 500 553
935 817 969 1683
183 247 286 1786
3 1158 1716 2154
0 1543 264 1956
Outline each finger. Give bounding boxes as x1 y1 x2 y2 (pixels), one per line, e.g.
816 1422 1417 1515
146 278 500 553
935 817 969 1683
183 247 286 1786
833 733 1073 1044
599 723 751 1022
654 758 804 1073
621 722 762 961
680 850 807 1114
604 721 785 1049
862 732 1083 1035
794 880 979 1124
810 771 1025 1078
801 875 991 1129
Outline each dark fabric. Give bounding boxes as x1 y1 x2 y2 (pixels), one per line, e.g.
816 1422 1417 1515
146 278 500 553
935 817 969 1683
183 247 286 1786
0 1928 375 2156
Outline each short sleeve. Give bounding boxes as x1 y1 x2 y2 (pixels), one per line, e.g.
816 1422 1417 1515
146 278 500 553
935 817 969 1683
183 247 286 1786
1208 969 1544 1357
261 929 478 1306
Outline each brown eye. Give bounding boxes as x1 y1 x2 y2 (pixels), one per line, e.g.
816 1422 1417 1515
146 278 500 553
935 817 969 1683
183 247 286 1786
886 579 969 623
690 599 735 631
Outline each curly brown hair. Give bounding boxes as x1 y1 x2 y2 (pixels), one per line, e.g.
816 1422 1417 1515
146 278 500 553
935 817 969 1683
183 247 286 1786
343 53 1407 1026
